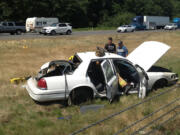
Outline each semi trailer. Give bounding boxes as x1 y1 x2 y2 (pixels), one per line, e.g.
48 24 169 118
131 16 170 30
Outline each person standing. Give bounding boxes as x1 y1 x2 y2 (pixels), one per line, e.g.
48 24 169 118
117 41 128 57
104 37 116 53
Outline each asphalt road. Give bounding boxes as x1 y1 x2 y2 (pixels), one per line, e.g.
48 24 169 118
0 29 178 40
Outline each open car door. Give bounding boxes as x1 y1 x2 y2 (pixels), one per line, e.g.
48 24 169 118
101 60 119 101
127 41 170 71
135 64 149 98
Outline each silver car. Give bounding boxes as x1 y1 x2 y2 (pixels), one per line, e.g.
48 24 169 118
164 23 178 30
117 25 135 33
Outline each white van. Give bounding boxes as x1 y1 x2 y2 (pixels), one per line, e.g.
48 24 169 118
26 17 59 32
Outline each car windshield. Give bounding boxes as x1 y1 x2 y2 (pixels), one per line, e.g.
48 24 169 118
50 23 58 27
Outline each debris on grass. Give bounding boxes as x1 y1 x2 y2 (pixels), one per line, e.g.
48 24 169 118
58 115 72 120
80 104 104 114
10 76 31 84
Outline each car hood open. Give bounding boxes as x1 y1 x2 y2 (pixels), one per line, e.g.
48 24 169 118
127 41 170 71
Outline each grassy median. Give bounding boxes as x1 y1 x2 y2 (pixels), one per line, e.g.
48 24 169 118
0 31 180 135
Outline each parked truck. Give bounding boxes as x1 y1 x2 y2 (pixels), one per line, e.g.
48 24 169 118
0 22 26 35
131 16 170 30
173 18 180 28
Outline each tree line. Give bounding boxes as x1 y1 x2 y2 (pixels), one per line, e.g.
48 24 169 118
0 0 180 28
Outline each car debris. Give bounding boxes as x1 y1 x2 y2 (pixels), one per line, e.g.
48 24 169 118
25 41 178 105
10 76 31 84
58 115 72 120
80 104 105 114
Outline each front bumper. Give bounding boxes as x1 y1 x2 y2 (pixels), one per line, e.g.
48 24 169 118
168 78 179 85
117 29 125 32
41 29 51 34
26 78 65 102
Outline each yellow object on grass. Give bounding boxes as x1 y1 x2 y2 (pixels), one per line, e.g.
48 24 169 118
10 77 26 84
23 45 28 49
118 75 127 88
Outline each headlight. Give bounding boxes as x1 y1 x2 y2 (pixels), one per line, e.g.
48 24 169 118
171 74 178 79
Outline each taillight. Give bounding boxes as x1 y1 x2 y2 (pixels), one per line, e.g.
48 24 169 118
37 78 47 90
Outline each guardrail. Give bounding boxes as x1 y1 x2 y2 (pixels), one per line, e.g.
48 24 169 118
114 98 180 135
70 85 179 135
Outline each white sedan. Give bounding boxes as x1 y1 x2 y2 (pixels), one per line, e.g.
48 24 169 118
117 25 135 33
164 23 178 30
26 41 178 105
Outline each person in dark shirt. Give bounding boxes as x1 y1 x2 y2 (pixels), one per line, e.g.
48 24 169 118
104 37 116 53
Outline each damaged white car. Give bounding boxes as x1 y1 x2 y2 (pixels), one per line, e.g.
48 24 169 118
26 41 178 105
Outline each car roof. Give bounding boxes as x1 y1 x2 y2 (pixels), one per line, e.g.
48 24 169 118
77 51 125 61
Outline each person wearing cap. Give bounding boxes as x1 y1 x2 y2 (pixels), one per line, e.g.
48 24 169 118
117 41 128 57
104 37 116 53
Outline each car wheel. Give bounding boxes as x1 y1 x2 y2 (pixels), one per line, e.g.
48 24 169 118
131 29 134 32
16 30 22 35
51 30 56 35
66 30 72 35
68 88 93 106
10 32 15 35
153 79 167 90
124 29 127 32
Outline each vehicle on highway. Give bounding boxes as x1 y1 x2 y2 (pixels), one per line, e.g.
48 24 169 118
0 22 26 35
173 17 180 28
26 41 178 105
132 16 170 30
41 23 72 35
26 17 59 32
164 23 178 30
117 25 135 33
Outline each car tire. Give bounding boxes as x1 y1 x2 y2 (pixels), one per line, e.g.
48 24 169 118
153 79 167 90
66 30 72 35
131 29 134 32
68 88 93 106
10 32 15 35
124 29 127 32
16 30 22 35
51 30 56 35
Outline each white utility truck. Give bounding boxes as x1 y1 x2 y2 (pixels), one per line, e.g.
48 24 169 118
26 17 59 32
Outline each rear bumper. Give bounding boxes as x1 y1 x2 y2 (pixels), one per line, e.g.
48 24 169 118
26 78 65 102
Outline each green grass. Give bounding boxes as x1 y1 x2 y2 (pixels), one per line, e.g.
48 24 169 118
0 31 180 135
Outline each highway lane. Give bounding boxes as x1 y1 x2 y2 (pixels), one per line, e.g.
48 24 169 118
0 29 178 40
0 30 116 40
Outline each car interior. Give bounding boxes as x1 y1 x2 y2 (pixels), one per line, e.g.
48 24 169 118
113 59 140 93
87 60 106 93
36 55 82 80
87 59 141 94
